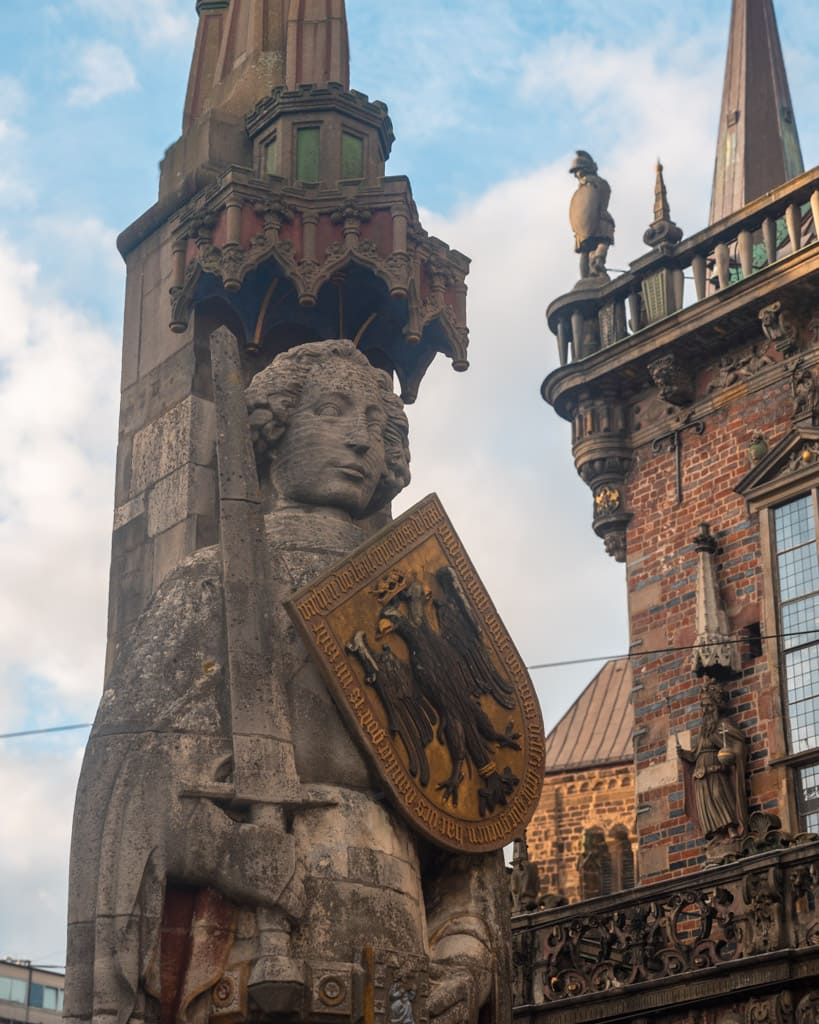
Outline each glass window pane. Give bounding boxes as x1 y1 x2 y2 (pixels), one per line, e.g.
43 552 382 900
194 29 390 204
778 541 819 601
30 983 44 1008
265 137 277 175
774 494 816 551
58 990 64 1011
0 978 28 1004
789 696 819 752
798 764 819 831
781 593 819 650
296 127 320 182
785 646 819 702
341 132 363 178
42 987 58 1011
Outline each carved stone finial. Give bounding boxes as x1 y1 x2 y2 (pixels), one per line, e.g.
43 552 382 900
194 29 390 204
690 523 741 680
569 150 615 284
648 353 693 406
643 160 683 248
748 433 768 465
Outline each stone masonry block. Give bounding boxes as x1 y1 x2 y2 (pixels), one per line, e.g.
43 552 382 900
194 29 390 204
147 464 216 538
138 282 192 378
152 518 198 591
130 395 215 496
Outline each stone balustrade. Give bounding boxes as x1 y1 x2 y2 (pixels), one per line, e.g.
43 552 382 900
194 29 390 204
547 167 819 367
512 841 819 1021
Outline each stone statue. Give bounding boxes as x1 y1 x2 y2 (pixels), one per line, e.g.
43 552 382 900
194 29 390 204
65 339 510 1024
509 835 540 913
677 683 748 847
568 150 615 282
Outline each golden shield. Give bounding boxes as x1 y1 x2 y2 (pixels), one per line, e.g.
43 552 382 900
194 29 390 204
286 494 545 854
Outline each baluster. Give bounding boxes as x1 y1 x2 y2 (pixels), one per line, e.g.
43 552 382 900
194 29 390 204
614 296 628 341
786 202 802 252
571 310 585 360
691 254 707 301
738 229 753 279
811 190 819 244
715 242 730 289
762 217 777 265
556 318 571 366
627 291 642 333
671 268 684 311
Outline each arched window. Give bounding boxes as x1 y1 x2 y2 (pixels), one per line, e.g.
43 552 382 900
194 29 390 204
578 827 611 899
610 824 636 891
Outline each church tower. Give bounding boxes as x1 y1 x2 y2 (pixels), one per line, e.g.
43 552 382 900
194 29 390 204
106 0 469 674
521 0 819 1019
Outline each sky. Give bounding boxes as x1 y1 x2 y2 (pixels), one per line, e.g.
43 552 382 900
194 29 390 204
2 0 819 968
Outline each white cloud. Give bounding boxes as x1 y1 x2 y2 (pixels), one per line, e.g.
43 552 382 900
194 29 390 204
0 77 34 207
67 40 138 106
0 234 119 711
74 0 195 48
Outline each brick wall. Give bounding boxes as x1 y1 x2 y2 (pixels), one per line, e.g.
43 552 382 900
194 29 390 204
527 762 636 903
626 356 799 883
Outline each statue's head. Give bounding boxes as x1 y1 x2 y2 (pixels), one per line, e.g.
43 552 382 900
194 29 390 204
245 339 410 518
569 150 598 179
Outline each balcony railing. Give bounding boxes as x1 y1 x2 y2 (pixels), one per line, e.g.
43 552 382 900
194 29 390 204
512 841 819 1013
547 167 819 366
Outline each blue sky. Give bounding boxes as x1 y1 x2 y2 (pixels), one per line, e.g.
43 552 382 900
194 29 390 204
2 0 818 965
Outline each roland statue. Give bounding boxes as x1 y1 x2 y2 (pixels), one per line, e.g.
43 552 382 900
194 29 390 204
64 339 510 1024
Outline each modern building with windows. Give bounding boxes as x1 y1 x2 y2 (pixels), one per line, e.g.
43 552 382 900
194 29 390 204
0 959 64 1024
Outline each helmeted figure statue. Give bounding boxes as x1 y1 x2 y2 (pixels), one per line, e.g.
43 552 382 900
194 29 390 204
677 682 748 843
568 150 615 281
64 339 510 1024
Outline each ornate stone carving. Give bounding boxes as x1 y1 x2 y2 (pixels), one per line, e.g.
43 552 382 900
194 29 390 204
745 992 794 1024
797 993 819 1024
708 344 775 392
791 360 818 423
677 682 747 855
759 301 799 354
690 524 741 681
571 392 632 562
569 151 615 282
648 353 694 405
510 835 541 914
643 160 683 248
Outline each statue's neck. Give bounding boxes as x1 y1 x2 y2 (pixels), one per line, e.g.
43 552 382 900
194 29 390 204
264 503 365 553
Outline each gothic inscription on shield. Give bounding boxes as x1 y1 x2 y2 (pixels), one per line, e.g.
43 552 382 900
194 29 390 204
285 493 545 854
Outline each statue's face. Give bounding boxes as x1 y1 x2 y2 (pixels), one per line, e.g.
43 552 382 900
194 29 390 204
271 357 389 516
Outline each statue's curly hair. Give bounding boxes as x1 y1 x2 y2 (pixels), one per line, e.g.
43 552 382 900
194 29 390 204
245 339 410 515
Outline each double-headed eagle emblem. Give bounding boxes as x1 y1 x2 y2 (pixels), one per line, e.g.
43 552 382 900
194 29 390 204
287 494 545 853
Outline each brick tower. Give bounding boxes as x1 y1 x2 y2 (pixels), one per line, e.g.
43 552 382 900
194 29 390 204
107 0 470 676
514 1 819 1020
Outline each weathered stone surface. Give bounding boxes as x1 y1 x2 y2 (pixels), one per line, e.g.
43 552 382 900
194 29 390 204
147 464 216 538
67 340 511 1024
130 395 216 496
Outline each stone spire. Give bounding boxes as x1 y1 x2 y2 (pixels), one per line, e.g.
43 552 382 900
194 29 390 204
183 0 349 130
709 0 804 225
643 159 682 248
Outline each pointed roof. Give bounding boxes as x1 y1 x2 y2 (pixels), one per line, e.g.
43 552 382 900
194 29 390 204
183 0 349 129
544 659 633 774
709 0 804 224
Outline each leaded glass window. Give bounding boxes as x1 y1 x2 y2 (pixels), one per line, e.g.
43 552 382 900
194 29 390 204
773 493 819 827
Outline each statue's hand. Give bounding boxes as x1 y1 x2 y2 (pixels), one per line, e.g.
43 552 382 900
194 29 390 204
428 964 477 1024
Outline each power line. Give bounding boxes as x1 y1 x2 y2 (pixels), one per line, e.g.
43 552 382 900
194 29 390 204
2 627 817 740
0 723 92 740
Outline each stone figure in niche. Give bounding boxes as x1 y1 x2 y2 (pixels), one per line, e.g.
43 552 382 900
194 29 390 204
65 340 509 1024
509 835 540 913
677 683 748 849
791 362 818 422
569 150 615 281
